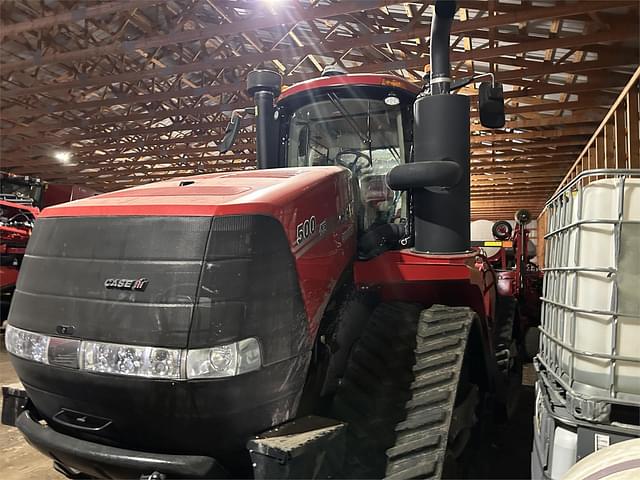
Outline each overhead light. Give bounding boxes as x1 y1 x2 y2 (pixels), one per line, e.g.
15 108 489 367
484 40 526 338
384 93 400 106
53 151 72 163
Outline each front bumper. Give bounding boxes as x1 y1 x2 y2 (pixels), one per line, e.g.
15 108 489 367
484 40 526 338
15 409 226 479
4 386 347 480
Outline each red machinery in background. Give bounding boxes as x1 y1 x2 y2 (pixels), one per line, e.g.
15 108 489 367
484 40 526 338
0 201 38 327
1 172 98 210
1 172 97 326
472 209 543 359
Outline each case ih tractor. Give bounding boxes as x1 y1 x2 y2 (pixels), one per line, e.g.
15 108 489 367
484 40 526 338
3 2 520 478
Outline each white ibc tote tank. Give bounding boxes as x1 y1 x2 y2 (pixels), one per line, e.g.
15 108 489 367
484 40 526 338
540 170 640 408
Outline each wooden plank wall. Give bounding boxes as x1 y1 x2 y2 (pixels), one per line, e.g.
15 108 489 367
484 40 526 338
536 66 640 268
558 66 640 187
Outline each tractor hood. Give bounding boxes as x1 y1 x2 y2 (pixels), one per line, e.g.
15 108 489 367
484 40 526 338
10 214 211 347
9 167 348 347
9 168 343 349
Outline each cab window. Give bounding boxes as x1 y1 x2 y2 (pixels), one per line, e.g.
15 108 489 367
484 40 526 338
286 96 407 231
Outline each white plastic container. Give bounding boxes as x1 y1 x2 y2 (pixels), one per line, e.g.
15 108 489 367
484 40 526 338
540 175 640 401
550 427 578 480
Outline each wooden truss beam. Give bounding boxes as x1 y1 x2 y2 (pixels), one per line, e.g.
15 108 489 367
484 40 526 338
0 1 163 39
0 0 405 74
2 3 636 100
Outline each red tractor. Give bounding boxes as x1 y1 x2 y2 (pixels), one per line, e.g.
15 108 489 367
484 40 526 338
3 2 521 478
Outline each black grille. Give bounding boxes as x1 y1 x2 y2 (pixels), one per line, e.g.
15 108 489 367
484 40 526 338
10 216 212 347
191 215 309 364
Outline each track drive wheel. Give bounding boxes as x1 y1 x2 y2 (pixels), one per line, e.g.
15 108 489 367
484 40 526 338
330 303 479 480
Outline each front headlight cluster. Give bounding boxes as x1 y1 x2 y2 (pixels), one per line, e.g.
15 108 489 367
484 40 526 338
82 341 182 379
5 326 50 364
5 325 261 380
186 338 261 378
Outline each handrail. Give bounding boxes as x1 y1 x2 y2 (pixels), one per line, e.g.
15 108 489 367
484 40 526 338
554 66 640 194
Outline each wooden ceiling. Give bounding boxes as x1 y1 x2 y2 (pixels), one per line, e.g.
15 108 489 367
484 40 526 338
1 0 638 219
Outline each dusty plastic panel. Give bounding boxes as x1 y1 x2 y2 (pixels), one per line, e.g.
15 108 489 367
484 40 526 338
248 415 346 479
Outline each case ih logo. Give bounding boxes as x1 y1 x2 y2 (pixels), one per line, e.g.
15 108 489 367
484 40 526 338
104 278 148 291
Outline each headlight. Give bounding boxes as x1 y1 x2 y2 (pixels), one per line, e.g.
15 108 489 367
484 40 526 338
186 338 261 379
5 325 49 364
81 341 182 379
5 324 261 380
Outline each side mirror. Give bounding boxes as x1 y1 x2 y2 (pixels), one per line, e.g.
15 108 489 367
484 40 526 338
478 81 505 129
218 114 241 153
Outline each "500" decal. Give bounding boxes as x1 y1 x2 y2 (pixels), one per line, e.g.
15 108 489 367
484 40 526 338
296 216 316 245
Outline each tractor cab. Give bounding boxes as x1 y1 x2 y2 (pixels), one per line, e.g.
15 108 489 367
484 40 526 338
221 66 504 257
221 72 421 255
276 74 418 234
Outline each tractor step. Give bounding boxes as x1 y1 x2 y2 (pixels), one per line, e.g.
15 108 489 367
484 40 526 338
247 415 346 479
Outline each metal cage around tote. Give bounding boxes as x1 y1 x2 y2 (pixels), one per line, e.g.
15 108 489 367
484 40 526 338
538 169 640 420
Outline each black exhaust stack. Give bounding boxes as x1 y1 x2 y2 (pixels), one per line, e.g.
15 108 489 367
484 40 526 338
413 0 470 253
247 70 282 169
429 0 456 95
388 0 470 253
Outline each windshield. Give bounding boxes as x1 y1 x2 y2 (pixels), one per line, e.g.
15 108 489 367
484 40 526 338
286 97 406 231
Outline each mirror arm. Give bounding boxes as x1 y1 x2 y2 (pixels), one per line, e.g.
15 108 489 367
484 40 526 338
450 72 496 92
217 107 257 154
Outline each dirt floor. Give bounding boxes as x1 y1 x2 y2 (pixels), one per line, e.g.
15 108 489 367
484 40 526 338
0 342 536 479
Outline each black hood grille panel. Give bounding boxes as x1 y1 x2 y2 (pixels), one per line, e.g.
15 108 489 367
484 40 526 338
10 216 212 348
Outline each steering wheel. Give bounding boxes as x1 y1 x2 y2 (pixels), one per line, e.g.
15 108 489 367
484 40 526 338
335 149 373 174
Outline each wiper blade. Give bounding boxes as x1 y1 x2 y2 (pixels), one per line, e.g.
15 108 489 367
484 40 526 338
327 92 371 146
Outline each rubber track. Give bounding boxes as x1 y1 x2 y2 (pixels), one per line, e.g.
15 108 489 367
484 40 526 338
385 304 474 480
330 302 423 478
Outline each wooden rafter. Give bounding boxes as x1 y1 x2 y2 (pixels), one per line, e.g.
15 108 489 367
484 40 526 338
1 0 638 218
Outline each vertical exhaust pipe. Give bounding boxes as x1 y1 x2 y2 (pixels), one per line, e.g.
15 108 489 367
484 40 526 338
429 0 456 95
247 70 282 169
411 0 471 253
